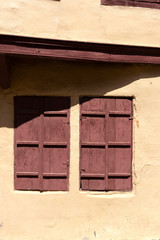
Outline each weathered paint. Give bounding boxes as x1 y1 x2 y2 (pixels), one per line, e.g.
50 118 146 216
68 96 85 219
1 35 160 66
0 58 160 239
14 96 70 191
80 97 132 191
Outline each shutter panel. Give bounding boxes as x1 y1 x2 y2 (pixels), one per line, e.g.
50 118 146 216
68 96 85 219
42 97 70 191
80 98 107 191
107 98 132 191
14 96 70 191
80 97 132 191
14 97 40 190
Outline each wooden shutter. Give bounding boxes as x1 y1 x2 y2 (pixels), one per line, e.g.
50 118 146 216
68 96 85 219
107 98 132 191
14 97 40 190
80 97 107 191
14 96 70 191
42 97 70 191
80 97 132 191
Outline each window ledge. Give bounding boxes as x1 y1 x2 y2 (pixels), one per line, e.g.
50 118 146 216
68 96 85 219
80 191 135 198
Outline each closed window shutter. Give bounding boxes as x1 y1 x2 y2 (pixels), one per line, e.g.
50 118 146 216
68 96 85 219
42 97 70 191
14 96 70 191
107 98 132 191
14 97 40 190
80 98 107 191
80 97 132 191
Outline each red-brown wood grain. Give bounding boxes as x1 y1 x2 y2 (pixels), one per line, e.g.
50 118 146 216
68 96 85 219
80 98 107 191
1 34 160 89
101 0 160 9
80 97 132 191
14 96 70 191
1 34 160 66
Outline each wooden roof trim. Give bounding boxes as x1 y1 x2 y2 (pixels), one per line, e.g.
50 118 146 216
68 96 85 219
0 34 160 64
0 34 160 89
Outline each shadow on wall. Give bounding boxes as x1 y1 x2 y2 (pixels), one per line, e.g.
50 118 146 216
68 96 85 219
0 56 160 128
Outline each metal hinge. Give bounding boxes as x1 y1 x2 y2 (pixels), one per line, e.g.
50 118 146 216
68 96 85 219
62 160 69 166
80 116 87 120
129 117 134 120
62 120 69 124
80 168 85 172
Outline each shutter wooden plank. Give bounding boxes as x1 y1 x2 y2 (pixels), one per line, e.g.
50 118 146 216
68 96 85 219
16 172 39 177
42 97 70 191
81 97 106 112
90 98 106 111
17 141 39 146
80 98 106 190
106 99 116 191
81 148 106 190
43 173 67 177
81 142 105 147
82 111 106 116
81 173 105 178
43 142 67 147
43 147 68 190
109 111 130 116
39 98 44 192
43 110 67 115
14 97 40 190
107 98 132 191
108 142 131 147
81 118 105 143
108 173 131 177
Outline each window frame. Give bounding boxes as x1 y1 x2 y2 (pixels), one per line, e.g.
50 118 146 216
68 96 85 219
101 0 160 9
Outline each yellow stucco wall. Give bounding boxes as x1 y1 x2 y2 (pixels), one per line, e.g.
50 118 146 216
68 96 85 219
0 0 160 238
0 59 160 239
0 0 160 47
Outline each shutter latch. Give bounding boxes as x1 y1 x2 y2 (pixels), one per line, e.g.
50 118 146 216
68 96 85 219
62 120 69 124
63 160 69 166
129 117 134 120
80 168 85 172
80 116 87 120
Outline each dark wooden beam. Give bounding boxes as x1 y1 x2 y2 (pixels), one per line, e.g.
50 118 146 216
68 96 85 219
0 54 9 89
0 34 160 64
101 0 160 9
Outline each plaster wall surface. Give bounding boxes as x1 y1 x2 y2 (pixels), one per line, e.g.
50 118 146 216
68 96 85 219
0 0 160 47
0 59 160 239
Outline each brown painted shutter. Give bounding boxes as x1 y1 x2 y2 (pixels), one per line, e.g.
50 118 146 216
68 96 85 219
42 97 70 191
107 98 132 191
80 97 107 190
80 97 132 191
14 96 70 191
14 96 40 190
